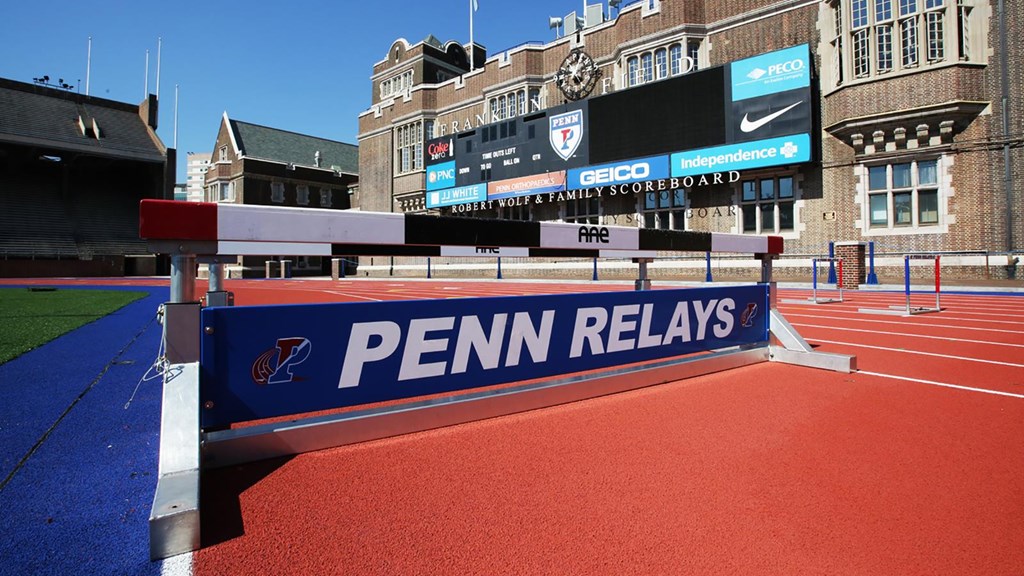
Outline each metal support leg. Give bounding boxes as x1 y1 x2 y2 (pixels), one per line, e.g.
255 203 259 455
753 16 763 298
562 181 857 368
208 263 225 293
170 255 197 303
634 258 652 291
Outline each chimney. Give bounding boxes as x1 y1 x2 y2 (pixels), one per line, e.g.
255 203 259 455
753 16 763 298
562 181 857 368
140 93 159 130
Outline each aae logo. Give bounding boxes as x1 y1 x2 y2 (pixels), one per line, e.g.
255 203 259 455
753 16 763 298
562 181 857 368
549 110 583 160
251 337 312 385
578 225 610 244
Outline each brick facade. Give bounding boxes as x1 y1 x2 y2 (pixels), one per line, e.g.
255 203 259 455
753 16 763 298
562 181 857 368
357 0 1022 282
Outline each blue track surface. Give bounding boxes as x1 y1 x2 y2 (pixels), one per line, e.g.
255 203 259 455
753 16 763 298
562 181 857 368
0 286 169 576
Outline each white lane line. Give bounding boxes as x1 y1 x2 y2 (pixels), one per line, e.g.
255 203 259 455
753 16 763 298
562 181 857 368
783 312 1024 334
160 552 193 576
857 370 1024 399
809 338 1024 368
322 290 381 302
791 323 1024 349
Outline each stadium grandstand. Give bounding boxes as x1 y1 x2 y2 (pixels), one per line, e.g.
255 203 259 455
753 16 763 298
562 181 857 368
0 77 174 277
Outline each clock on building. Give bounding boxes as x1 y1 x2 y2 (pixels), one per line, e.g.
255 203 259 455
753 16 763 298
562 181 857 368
555 48 601 101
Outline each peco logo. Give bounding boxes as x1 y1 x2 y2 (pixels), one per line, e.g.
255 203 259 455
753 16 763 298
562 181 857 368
578 226 610 244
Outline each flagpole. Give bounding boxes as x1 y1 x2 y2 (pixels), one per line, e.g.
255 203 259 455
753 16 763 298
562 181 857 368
156 37 162 100
469 0 474 71
85 36 92 96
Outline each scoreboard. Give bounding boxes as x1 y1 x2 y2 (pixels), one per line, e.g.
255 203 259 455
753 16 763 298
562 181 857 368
425 44 815 209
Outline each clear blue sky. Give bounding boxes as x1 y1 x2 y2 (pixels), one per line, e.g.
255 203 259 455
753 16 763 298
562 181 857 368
0 0 603 181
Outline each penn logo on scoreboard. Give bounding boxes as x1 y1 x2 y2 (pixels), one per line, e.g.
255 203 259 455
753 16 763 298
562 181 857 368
549 110 583 161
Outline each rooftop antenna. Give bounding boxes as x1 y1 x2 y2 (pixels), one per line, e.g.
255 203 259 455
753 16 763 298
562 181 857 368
608 0 622 19
548 16 563 39
144 49 149 98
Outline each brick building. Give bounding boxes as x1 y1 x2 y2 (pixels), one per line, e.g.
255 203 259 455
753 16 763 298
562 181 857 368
357 0 1022 282
204 112 359 277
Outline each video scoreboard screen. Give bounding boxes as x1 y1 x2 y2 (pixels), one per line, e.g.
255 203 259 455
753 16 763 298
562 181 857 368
424 44 815 209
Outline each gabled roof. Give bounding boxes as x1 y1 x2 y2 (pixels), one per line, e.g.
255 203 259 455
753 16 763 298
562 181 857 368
228 118 358 175
0 78 165 163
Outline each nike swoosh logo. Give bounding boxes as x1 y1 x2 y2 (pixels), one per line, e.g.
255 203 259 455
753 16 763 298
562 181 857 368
740 101 803 133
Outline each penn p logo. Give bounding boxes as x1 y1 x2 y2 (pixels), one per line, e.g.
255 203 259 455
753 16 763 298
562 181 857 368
252 337 312 385
549 110 583 160
740 302 758 328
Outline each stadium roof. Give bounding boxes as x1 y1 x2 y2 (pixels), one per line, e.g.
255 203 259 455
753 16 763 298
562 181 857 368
227 116 358 175
0 77 166 163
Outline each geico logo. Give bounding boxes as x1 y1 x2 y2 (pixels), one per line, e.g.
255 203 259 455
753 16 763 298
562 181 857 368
578 226 610 243
768 59 805 75
579 163 650 186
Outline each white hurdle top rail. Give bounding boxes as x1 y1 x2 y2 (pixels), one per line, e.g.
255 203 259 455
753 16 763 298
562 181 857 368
140 199 785 299
140 200 784 259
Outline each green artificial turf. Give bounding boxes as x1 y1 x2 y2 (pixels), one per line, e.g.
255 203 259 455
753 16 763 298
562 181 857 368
0 287 146 364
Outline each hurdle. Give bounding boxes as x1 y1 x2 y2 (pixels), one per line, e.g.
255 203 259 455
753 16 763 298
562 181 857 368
138 200 855 560
782 257 844 304
858 254 942 316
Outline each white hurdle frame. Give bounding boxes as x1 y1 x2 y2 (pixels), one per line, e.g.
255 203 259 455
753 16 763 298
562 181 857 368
812 257 844 303
139 200 856 560
782 257 844 304
858 254 942 316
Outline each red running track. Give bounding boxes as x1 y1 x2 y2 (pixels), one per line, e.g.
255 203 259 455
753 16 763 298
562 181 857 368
7 278 1024 574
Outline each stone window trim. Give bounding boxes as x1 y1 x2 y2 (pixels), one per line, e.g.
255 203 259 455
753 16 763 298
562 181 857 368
619 37 702 89
855 155 951 236
562 196 601 225
380 69 414 100
395 119 428 175
821 0 983 94
732 170 804 240
638 188 688 231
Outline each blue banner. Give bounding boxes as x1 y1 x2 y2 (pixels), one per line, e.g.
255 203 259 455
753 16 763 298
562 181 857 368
671 133 811 177
426 183 487 208
730 44 810 102
199 286 769 428
426 160 456 191
566 155 670 191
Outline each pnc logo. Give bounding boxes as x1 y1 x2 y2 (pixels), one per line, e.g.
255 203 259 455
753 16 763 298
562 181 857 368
579 162 650 186
578 226 610 244
475 247 499 254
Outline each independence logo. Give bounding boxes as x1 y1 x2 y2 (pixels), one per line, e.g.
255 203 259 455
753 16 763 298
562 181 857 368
671 134 811 177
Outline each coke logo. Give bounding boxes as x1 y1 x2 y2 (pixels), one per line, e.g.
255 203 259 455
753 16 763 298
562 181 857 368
428 141 450 156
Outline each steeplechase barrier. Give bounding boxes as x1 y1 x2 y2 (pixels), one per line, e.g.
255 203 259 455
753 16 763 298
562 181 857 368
859 254 942 316
138 200 855 560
